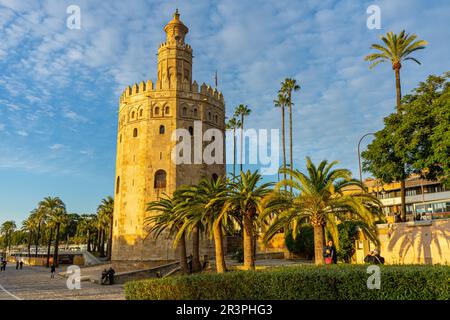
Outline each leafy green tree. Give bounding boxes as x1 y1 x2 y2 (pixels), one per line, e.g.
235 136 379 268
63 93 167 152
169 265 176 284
97 196 114 259
51 208 69 267
39 196 65 267
365 30 427 220
1 220 16 252
262 157 382 265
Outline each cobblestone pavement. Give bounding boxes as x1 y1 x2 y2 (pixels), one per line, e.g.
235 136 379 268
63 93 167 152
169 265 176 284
0 265 125 300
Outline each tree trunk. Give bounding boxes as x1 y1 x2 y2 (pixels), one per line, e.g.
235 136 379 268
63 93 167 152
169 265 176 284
243 214 255 270
27 231 32 259
313 225 325 265
289 92 293 194
35 223 41 257
53 224 60 267
233 128 236 179
99 228 105 257
191 225 202 273
281 105 287 191
107 216 113 260
46 228 53 268
240 115 244 172
395 67 407 221
87 231 91 252
179 231 189 274
213 220 226 273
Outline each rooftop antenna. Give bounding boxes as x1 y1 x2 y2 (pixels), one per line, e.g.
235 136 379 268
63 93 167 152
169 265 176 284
214 70 218 87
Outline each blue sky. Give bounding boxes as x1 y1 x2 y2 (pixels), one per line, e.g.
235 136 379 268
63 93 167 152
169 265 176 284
0 0 449 225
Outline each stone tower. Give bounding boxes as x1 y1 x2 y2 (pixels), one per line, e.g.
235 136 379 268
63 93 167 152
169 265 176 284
112 10 226 261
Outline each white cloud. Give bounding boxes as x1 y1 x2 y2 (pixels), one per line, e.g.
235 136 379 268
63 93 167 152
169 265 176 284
16 130 28 136
49 144 64 150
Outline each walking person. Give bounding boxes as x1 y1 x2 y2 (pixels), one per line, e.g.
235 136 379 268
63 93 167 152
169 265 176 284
19 261 23 270
15 260 19 270
323 240 338 265
50 264 56 278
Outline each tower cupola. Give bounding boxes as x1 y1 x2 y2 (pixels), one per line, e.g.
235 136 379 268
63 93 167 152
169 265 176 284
164 9 189 46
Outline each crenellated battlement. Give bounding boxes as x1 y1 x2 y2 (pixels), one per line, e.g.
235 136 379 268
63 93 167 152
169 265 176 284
158 42 193 53
120 79 224 106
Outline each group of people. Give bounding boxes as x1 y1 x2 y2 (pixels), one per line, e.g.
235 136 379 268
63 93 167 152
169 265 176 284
323 240 385 265
15 260 24 270
101 267 116 285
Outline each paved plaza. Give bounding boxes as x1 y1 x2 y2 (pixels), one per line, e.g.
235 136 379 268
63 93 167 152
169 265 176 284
0 264 125 300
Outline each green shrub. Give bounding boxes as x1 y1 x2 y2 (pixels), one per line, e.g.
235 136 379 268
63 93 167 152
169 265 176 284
284 226 314 260
125 265 450 300
336 221 360 263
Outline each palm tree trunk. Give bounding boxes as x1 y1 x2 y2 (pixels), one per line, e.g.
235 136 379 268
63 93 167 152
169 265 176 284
53 224 60 267
289 93 293 194
107 216 113 260
243 214 255 270
233 128 236 179
99 228 105 257
240 115 244 172
192 225 201 272
213 220 226 273
35 223 41 257
179 231 189 274
313 225 325 265
87 231 91 252
281 105 287 191
27 231 32 259
395 67 407 221
46 228 53 268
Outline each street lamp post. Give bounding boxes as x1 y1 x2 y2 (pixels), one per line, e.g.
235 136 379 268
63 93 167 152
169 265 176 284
358 132 375 182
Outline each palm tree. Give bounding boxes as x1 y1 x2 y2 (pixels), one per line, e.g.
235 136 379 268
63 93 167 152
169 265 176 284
145 194 189 274
29 207 46 257
274 93 288 191
1 220 17 253
262 157 382 265
77 214 96 252
97 196 114 260
234 104 251 173
176 176 230 273
224 171 273 270
280 78 300 194
51 207 68 267
39 196 66 267
22 218 35 258
365 30 427 221
226 117 241 179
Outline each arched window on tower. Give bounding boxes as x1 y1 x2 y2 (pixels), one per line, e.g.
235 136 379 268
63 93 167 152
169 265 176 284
208 112 212 121
131 111 135 119
133 128 138 137
165 106 170 115
139 109 143 117
159 125 165 134
116 176 120 194
183 107 187 116
154 170 167 189
155 107 160 116
193 108 198 117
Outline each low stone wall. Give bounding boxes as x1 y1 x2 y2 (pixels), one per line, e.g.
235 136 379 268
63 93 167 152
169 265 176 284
355 218 450 265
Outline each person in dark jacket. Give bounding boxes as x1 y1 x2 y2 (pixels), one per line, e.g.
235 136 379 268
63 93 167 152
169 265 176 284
323 240 338 264
107 267 116 285
50 264 56 278
364 249 385 264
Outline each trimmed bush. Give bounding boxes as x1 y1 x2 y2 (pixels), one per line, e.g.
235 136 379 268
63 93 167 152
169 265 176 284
285 226 314 260
124 265 450 300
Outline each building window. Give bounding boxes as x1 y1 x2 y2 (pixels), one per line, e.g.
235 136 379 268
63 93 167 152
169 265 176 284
165 106 170 115
133 128 138 137
116 176 120 194
193 108 198 117
131 111 135 119
139 109 143 117
159 125 165 134
183 107 187 116
154 170 167 189
119 134 122 143
215 115 218 123
188 126 194 136
155 107 160 115
208 112 211 120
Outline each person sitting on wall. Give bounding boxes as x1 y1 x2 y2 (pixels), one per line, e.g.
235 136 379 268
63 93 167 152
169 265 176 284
364 249 385 264
101 269 108 285
107 267 116 285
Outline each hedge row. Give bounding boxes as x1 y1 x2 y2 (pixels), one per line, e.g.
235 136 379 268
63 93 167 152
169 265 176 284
124 265 450 300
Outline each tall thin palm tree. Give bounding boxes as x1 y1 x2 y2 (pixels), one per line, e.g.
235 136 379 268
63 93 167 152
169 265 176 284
30 207 46 257
176 176 230 273
274 93 288 191
39 196 66 267
234 105 251 173
145 194 189 274
22 218 35 259
224 171 273 270
365 30 427 221
280 78 300 194
262 157 382 265
51 207 68 267
97 196 114 259
1 221 16 253
226 117 241 179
